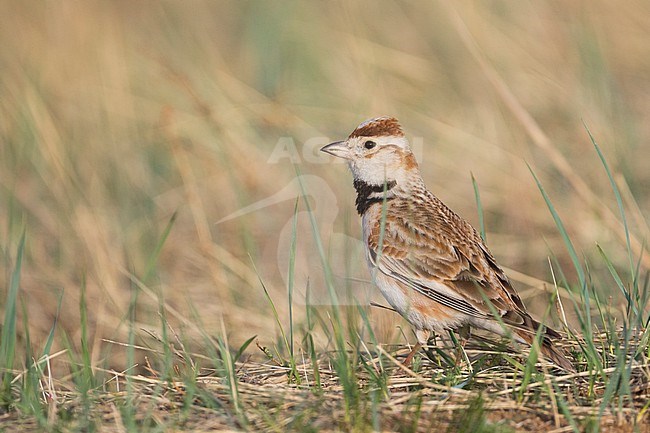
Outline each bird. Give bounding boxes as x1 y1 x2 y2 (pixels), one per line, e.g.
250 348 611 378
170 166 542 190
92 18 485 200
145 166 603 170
320 116 574 371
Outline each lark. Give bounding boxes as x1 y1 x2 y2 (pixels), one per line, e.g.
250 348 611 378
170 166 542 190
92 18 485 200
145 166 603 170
320 116 574 371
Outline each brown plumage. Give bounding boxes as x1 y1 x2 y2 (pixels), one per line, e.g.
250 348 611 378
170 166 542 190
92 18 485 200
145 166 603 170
321 116 574 371
348 116 405 138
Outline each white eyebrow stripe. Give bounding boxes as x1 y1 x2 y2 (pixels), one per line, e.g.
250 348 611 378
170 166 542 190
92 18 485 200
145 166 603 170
377 136 410 150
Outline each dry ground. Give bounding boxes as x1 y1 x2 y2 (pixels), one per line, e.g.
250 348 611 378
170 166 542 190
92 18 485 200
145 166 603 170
1 335 648 432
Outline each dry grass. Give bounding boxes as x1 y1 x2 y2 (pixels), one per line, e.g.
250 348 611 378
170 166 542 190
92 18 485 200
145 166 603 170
1 1 650 431
0 336 648 432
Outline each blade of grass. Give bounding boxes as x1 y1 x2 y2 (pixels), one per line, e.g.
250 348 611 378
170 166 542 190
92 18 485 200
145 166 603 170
527 164 586 290
304 284 321 389
79 277 95 391
528 165 603 370
142 211 178 284
470 173 486 242
252 259 299 383
585 123 635 284
294 170 354 403
19 298 46 427
0 229 25 409
217 316 247 427
294 170 341 309
122 282 138 431
287 198 299 363
234 335 257 362
517 304 551 402
41 289 63 361
596 244 635 316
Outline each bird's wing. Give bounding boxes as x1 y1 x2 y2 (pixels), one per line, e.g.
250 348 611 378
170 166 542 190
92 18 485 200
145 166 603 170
366 204 529 327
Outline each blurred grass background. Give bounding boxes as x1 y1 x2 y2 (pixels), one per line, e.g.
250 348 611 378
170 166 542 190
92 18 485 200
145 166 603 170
1 0 649 364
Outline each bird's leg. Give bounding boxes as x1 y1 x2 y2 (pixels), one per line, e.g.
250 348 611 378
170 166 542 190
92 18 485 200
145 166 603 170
449 325 473 372
403 329 430 367
402 342 421 367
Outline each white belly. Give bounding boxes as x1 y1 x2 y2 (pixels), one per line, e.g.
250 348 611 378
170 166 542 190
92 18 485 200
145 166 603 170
370 263 466 333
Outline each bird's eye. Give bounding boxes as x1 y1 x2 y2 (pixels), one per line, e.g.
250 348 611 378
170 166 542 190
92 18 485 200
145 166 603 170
364 140 377 150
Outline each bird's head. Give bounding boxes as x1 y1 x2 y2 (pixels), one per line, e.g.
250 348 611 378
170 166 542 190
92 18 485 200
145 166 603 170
320 116 420 187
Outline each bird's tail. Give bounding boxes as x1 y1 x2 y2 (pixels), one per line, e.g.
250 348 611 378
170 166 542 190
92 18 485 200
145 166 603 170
513 324 575 372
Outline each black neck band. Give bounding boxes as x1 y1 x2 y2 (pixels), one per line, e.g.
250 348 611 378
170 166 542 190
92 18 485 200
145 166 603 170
353 179 396 215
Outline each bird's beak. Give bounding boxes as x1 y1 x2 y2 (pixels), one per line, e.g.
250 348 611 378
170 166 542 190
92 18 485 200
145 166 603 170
320 141 353 160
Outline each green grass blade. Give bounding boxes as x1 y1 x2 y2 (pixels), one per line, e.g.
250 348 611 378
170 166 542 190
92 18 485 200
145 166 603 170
234 335 257 362
584 123 635 281
287 198 299 360
79 277 95 391
527 164 586 290
293 169 350 388
122 282 139 431
217 316 248 426
528 167 604 372
19 298 48 427
596 244 636 316
41 289 64 360
254 261 290 357
142 211 177 284
471 172 486 242
294 168 341 309
518 336 541 401
0 229 25 408
252 259 299 383
304 285 321 389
